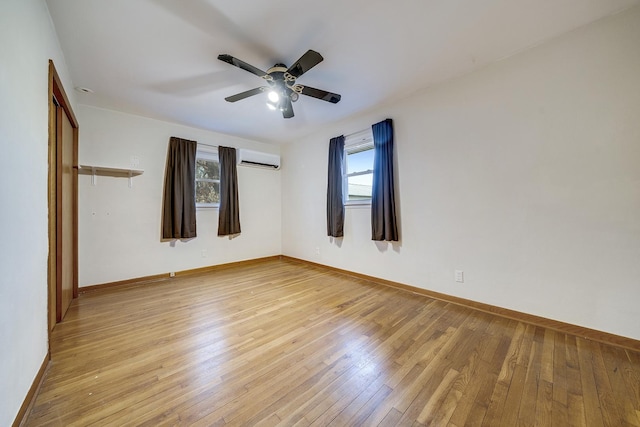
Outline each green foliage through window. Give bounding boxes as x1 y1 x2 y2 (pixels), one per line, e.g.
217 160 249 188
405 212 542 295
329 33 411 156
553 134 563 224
195 154 220 206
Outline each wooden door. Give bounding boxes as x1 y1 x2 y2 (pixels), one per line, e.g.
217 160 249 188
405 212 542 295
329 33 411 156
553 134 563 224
57 105 74 321
48 60 78 331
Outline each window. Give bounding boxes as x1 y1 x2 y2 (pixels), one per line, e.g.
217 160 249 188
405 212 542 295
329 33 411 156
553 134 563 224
344 129 374 203
195 149 220 207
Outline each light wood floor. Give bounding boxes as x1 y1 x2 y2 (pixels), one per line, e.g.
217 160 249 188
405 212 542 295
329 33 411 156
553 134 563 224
26 259 640 426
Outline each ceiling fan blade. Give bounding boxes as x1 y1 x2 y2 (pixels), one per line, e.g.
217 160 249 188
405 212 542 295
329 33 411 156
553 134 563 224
281 96 294 118
300 86 341 104
224 87 267 102
218 54 268 78
286 50 323 79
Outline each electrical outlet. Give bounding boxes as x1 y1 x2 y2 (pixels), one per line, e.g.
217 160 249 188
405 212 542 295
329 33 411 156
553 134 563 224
130 156 140 168
201 249 207 258
315 246 320 255
169 272 175 277
455 270 464 283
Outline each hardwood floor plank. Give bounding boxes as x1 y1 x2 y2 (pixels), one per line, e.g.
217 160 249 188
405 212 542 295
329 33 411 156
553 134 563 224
481 344 519 424
535 328 556 427
23 259 640 426
537 379 555 427
563 334 589 426
499 363 527 426
363 325 465 425
305 314 429 426
415 367 460 425
589 341 625 427
413 320 491 426
552 332 570 426
387 328 472 425
378 407 403 426
343 384 393 426
517 326 544 426
576 338 606 427
327 375 388 426
623 350 640 414
600 345 640 426
446 356 490 427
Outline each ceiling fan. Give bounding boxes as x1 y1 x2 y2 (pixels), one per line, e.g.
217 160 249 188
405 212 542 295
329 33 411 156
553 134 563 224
218 50 341 119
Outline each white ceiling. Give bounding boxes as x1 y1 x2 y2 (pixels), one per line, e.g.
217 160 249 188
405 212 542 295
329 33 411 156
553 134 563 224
46 0 638 144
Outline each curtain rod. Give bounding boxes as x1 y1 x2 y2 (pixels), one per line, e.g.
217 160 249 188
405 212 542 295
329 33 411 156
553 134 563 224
197 143 247 150
171 137 236 150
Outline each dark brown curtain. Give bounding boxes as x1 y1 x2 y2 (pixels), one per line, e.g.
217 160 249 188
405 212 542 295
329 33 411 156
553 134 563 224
371 119 399 241
327 135 345 237
161 137 197 239
218 146 241 236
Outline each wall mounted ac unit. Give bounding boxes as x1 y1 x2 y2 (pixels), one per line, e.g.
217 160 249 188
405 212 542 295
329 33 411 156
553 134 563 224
236 149 281 170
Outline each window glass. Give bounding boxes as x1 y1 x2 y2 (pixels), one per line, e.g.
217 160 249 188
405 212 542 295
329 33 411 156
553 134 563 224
346 149 373 200
344 130 374 203
195 151 220 207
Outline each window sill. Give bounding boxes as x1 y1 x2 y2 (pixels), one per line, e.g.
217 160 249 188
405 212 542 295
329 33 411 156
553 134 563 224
196 205 219 210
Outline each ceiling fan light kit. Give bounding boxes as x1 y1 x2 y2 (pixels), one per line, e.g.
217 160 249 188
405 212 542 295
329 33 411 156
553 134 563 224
267 91 279 103
218 50 341 119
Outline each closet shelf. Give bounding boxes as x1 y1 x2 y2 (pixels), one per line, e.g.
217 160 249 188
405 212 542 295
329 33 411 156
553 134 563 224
78 164 144 188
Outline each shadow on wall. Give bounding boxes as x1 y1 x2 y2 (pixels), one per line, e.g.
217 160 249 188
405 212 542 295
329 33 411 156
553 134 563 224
168 238 196 247
329 236 402 252
375 240 402 254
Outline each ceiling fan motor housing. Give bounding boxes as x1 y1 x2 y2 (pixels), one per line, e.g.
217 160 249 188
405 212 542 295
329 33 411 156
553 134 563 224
265 64 299 106
218 50 341 118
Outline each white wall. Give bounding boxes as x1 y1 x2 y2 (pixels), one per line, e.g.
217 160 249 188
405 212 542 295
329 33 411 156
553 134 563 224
281 6 640 340
77 106 281 286
0 0 76 425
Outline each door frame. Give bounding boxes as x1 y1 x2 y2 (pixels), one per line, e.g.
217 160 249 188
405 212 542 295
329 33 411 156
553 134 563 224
48 60 79 333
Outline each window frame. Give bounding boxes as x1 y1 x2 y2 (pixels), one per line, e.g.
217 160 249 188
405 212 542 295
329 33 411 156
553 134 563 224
343 129 374 206
195 147 220 209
